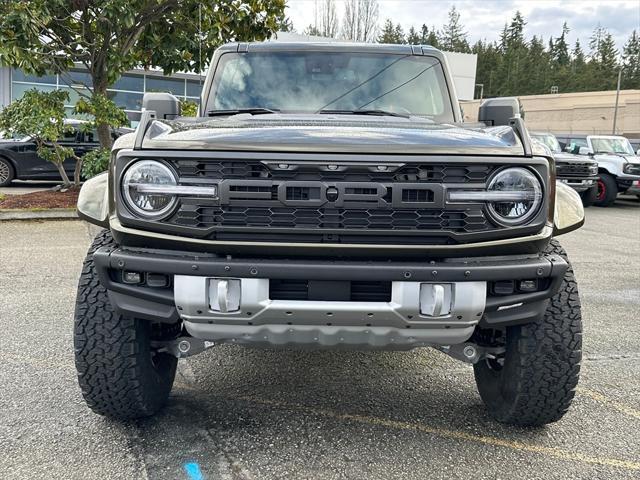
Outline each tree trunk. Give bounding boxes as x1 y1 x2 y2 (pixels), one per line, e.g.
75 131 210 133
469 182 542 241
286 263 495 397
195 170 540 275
92 79 113 150
74 156 83 187
55 162 72 187
96 122 112 150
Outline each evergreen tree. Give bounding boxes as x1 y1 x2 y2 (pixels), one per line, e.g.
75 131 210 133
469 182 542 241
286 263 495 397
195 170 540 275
425 28 440 49
407 26 420 44
550 23 571 66
439 6 470 52
420 24 429 43
496 11 528 95
588 25 619 90
394 23 406 44
569 40 588 91
621 30 640 89
378 19 404 44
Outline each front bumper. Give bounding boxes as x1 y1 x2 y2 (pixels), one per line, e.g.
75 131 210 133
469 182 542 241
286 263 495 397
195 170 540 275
557 176 597 193
93 245 568 349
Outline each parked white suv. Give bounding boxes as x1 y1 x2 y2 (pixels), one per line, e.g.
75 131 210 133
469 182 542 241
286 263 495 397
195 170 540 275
557 134 640 206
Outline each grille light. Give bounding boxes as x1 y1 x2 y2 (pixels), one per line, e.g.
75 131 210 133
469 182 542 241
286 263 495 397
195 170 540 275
449 167 543 226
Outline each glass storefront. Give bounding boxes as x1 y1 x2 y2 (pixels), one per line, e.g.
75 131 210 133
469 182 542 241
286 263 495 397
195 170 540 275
10 68 202 123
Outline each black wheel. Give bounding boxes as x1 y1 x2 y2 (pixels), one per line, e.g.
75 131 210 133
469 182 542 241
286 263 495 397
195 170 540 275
0 157 15 187
580 186 597 207
594 173 618 207
74 229 178 419
473 239 582 426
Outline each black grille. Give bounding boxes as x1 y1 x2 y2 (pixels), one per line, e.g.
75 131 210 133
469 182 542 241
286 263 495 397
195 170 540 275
270 279 392 302
174 205 490 232
556 163 595 177
173 160 493 184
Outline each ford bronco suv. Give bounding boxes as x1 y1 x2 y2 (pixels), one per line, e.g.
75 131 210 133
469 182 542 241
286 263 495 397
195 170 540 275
557 133 640 206
530 132 598 206
74 43 584 426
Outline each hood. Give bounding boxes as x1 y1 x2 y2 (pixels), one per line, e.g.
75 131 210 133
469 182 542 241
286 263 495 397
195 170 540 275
553 151 597 164
593 152 640 163
139 114 526 156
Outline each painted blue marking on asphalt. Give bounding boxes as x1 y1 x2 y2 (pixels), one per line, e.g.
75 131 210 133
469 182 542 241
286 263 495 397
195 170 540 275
184 462 204 480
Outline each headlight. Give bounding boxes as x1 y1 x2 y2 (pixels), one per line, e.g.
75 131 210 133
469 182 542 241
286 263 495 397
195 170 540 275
448 167 544 226
623 163 640 175
122 160 178 218
486 168 543 225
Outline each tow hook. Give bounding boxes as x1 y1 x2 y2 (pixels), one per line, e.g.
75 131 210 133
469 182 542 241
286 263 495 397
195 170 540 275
152 337 216 358
435 343 505 364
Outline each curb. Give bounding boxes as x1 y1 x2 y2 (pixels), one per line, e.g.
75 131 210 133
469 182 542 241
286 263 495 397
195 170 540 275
0 208 78 221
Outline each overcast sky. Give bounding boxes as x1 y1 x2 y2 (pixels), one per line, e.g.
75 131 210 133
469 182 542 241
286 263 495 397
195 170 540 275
285 0 640 52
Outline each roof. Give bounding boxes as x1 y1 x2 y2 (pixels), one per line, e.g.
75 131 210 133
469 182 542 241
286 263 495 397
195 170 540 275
217 41 443 57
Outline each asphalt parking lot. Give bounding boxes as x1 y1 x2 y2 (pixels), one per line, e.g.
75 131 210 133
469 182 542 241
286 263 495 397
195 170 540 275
1 196 639 480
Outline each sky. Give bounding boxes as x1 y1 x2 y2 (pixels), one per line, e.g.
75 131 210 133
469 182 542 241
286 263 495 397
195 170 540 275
285 0 640 52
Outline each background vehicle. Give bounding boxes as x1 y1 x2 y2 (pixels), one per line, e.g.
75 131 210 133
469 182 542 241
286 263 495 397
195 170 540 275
556 134 640 206
530 132 598 206
0 119 132 186
75 43 585 427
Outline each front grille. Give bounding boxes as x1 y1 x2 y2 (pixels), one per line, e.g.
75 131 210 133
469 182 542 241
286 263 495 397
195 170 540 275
556 162 596 177
120 157 548 246
174 205 489 232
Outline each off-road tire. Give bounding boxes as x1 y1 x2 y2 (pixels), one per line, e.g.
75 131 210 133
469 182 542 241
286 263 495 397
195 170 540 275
74 229 177 419
473 239 582 426
0 157 15 187
580 185 597 208
594 173 618 207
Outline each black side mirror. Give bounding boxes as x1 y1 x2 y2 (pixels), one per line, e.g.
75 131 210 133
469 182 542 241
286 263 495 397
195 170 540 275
142 92 181 120
478 97 520 126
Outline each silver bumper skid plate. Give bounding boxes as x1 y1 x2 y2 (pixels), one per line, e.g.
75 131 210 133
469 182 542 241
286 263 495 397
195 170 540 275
174 276 486 348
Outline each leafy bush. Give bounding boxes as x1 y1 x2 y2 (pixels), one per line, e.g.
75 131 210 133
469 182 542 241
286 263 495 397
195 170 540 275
82 148 110 180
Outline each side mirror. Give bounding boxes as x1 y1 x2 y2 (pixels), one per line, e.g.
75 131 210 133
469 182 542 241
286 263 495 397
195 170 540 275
636 148 640 156
478 97 520 126
142 92 181 120
578 146 592 156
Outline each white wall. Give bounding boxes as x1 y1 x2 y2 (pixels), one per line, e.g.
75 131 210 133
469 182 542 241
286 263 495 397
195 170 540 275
443 51 477 101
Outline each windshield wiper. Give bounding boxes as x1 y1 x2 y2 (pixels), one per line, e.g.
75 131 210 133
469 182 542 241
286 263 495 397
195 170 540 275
207 108 279 117
318 109 409 118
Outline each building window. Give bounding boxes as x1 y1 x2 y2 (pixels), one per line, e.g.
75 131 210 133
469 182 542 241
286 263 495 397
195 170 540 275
145 76 186 96
11 68 200 120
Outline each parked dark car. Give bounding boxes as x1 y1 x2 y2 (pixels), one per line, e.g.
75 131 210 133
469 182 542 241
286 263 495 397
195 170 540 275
0 119 131 186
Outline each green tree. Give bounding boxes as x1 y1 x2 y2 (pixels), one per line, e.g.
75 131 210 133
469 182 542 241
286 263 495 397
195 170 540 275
588 25 619 90
568 40 588 91
621 30 640 89
496 11 528 95
0 0 286 149
472 39 501 97
0 90 80 187
407 26 420 44
378 19 404 44
438 6 470 52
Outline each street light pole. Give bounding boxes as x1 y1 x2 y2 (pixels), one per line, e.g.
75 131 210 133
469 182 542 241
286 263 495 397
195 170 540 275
612 69 622 135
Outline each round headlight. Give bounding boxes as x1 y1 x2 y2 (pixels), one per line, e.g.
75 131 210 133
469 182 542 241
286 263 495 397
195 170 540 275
122 160 177 218
486 167 543 226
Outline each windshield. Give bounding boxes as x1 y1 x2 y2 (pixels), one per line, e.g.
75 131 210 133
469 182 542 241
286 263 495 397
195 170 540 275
208 51 454 121
532 133 561 153
590 137 635 155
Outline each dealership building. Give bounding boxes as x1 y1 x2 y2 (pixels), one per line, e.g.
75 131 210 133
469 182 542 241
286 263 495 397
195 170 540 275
0 65 204 126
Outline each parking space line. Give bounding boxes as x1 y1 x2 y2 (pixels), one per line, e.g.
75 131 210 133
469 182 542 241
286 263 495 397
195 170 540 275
233 395 640 472
578 387 640 420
